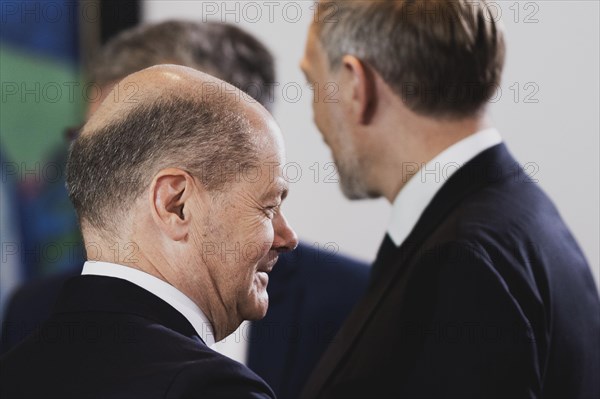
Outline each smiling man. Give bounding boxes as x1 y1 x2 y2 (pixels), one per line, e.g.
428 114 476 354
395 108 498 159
0 64 298 398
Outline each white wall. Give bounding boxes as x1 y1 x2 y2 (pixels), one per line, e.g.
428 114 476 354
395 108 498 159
143 1 599 287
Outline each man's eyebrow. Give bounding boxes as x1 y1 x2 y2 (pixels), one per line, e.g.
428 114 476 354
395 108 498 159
262 181 289 202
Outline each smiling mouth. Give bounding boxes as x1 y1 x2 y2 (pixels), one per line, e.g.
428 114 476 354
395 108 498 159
257 255 279 274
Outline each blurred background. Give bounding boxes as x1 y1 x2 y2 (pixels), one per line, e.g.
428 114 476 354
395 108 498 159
1 0 598 324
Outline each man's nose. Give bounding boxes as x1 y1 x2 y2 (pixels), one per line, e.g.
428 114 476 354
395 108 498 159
273 212 299 252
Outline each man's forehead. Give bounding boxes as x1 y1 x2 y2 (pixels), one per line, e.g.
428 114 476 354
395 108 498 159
303 27 328 71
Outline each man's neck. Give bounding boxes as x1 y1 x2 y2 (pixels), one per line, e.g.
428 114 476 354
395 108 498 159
375 116 488 203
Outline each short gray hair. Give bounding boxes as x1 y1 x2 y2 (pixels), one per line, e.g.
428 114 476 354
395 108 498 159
315 0 505 118
66 93 257 235
90 20 276 110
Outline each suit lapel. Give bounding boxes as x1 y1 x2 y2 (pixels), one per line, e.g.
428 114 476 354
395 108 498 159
302 144 516 397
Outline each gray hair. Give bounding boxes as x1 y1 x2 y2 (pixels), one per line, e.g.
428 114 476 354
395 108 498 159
90 20 276 110
66 93 257 235
315 0 505 118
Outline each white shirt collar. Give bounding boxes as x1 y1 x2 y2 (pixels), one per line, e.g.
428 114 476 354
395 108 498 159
81 260 216 347
387 127 502 247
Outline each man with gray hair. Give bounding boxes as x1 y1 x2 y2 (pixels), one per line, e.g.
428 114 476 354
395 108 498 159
0 65 298 398
301 0 600 397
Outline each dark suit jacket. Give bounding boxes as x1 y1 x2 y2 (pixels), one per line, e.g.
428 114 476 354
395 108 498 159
302 144 600 398
1 243 369 398
0 275 274 398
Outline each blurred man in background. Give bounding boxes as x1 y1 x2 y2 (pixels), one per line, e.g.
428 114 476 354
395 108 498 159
1 20 368 399
301 0 600 397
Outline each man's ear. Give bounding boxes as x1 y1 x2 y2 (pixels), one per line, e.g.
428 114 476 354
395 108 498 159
341 55 377 125
149 168 197 241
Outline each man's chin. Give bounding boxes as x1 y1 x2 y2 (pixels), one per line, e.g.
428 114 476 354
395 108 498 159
339 170 379 200
340 180 368 200
243 292 269 321
255 271 269 287
244 306 268 321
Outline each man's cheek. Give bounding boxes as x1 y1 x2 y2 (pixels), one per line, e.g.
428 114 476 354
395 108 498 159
241 243 259 263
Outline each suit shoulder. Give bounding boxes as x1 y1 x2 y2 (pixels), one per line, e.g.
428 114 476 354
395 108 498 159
165 352 274 398
447 177 561 238
412 240 498 282
427 177 587 275
409 241 533 330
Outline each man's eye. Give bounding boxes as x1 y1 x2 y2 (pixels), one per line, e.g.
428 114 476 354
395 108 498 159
263 205 280 219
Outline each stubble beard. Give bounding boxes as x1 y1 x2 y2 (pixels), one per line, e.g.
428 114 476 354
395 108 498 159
334 141 375 200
